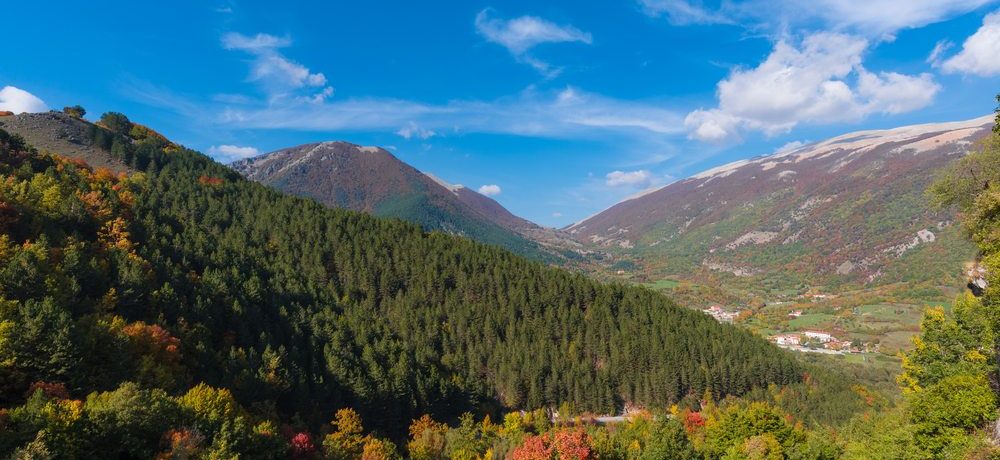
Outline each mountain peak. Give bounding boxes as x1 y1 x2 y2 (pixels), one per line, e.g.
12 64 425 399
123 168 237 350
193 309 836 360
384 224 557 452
232 141 561 260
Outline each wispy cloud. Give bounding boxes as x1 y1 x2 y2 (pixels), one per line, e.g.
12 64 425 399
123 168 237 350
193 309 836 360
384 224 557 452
638 0 997 37
123 31 684 156
211 30 677 140
215 86 684 140
637 0 734 25
927 40 954 66
605 170 654 188
941 10 1000 76
222 32 292 53
475 9 592 77
0 86 48 114
396 121 436 140
208 144 260 162
774 140 807 153
221 32 333 103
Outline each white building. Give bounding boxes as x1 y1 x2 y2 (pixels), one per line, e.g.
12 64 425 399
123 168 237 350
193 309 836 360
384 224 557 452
702 305 739 323
804 331 835 343
770 334 801 346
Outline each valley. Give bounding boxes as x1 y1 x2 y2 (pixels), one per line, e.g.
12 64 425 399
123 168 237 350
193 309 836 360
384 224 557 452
0 101 997 458
6 2 1000 457
559 117 996 363
213 113 998 366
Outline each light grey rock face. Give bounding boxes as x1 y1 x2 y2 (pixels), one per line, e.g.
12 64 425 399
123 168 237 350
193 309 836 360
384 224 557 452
0 111 130 173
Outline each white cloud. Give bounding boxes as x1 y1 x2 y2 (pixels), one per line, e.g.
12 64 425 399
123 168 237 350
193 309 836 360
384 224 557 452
475 9 592 77
638 0 996 37
638 0 733 25
552 212 563 218
685 32 939 142
606 170 653 188
805 0 997 36
0 86 48 114
475 9 592 54
942 10 1000 76
927 40 954 65
775 140 807 153
478 184 502 196
209 144 260 162
222 32 291 51
856 70 939 114
684 109 740 143
215 86 684 140
221 32 333 102
396 121 436 140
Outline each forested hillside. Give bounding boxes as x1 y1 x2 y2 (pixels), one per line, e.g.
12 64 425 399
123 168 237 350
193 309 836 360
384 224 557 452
0 113 802 457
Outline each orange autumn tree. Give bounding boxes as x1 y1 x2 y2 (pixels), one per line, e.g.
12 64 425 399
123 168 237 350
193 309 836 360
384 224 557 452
511 429 594 460
408 414 448 460
120 320 185 390
324 408 366 460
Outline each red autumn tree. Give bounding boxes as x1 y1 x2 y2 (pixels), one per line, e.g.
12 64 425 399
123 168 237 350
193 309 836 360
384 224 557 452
511 434 553 460
290 432 316 459
552 430 593 460
511 429 594 460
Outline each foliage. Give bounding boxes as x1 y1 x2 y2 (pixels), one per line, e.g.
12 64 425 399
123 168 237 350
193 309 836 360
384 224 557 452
889 105 1000 459
324 408 367 460
898 293 994 392
177 383 243 435
702 402 802 458
995 93 1000 135
97 112 132 136
840 407 920 460
84 382 180 458
0 112 801 456
909 373 996 455
408 414 448 460
62 106 86 119
588 414 698 460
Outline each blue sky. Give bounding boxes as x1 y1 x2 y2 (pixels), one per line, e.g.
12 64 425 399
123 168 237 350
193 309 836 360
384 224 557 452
3 1 1000 227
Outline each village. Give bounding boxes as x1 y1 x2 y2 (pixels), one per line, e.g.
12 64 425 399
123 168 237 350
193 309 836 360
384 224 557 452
701 303 874 355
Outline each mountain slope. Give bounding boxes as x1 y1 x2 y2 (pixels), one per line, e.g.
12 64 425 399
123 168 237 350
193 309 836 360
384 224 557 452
231 142 557 260
570 115 993 291
0 114 803 452
0 111 130 173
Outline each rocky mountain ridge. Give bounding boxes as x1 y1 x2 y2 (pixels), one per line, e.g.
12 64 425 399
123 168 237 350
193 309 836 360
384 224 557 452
568 115 993 290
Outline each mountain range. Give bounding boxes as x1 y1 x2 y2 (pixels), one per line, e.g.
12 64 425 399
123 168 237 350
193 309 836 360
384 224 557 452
568 115 993 297
5 110 988 300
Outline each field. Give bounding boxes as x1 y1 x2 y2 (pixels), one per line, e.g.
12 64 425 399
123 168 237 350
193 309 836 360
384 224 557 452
629 274 965 365
788 313 835 329
641 279 680 291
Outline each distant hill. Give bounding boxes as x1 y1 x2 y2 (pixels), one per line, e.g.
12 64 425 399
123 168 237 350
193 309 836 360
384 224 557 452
232 142 574 260
0 111 130 173
569 116 993 293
